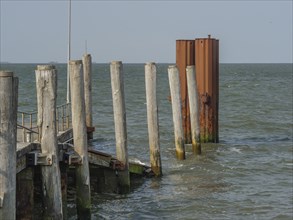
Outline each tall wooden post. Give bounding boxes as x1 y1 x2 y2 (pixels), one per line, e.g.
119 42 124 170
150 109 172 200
145 62 162 176
186 66 201 154
35 65 63 219
176 40 195 144
168 65 185 160
110 61 130 192
69 60 91 218
0 71 17 220
195 36 219 143
82 54 94 139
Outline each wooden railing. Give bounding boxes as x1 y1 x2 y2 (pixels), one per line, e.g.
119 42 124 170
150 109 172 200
17 103 72 143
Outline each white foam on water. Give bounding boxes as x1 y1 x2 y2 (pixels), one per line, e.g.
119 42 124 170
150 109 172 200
230 147 242 154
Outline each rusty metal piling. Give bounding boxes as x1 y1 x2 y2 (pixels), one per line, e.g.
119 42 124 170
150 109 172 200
176 36 219 144
195 36 219 143
176 40 195 144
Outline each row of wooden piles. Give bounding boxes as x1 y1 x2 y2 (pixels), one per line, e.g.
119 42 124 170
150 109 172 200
0 35 219 220
0 58 164 220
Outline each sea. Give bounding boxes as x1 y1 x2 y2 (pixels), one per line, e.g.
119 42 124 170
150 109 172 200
1 63 292 219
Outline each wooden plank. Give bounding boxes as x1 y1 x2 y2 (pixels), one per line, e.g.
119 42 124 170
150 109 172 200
88 149 112 167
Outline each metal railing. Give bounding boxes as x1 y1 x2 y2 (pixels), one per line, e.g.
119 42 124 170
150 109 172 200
17 110 38 143
17 103 71 143
56 102 72 133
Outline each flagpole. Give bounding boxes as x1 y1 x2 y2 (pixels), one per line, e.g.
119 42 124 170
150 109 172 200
66 0 71 104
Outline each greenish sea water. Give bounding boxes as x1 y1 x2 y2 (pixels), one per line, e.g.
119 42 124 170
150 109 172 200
1 63 292 219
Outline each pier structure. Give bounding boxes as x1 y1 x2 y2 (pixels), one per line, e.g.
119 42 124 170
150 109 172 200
1 58 159 219
0 35 219 219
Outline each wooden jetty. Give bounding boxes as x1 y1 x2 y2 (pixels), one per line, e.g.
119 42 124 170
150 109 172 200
1 35 219 219
0 60 154 220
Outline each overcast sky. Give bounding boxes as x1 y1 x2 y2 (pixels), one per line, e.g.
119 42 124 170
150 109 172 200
0 0 292 63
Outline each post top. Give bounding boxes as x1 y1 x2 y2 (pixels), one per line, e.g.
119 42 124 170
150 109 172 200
145 62 156 66
186 65 195 69
69 60 82 65
168 65 177 69
83 54 91 58
0 70 13 77
36 65 56 71
110 61 122 65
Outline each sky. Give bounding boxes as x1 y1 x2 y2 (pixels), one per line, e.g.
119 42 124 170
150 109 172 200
0 0 292 63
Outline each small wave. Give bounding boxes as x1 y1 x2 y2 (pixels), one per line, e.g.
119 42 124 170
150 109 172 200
169 163 184 169
285 163 293 166
230 147 242 154
129 158 147 166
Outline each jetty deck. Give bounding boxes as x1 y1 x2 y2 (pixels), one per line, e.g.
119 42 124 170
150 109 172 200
16 129 151 176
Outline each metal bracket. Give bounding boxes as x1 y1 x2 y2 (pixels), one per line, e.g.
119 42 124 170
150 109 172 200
0 192 4 208
63 151 82 165
27 151 53 166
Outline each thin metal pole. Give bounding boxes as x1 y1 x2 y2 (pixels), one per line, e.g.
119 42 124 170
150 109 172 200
66 0 71 104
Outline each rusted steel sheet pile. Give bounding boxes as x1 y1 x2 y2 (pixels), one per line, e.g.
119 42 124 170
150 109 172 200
176 35 219 143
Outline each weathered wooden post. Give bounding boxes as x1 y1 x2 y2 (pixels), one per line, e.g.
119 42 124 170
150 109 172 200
82 54 94 139
110 61 130 192
69 60 91 218
168 65 185 160
145 62 162 176
186 66 201 154
0 71 17 220
35 65 63 219
195 36 219 143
